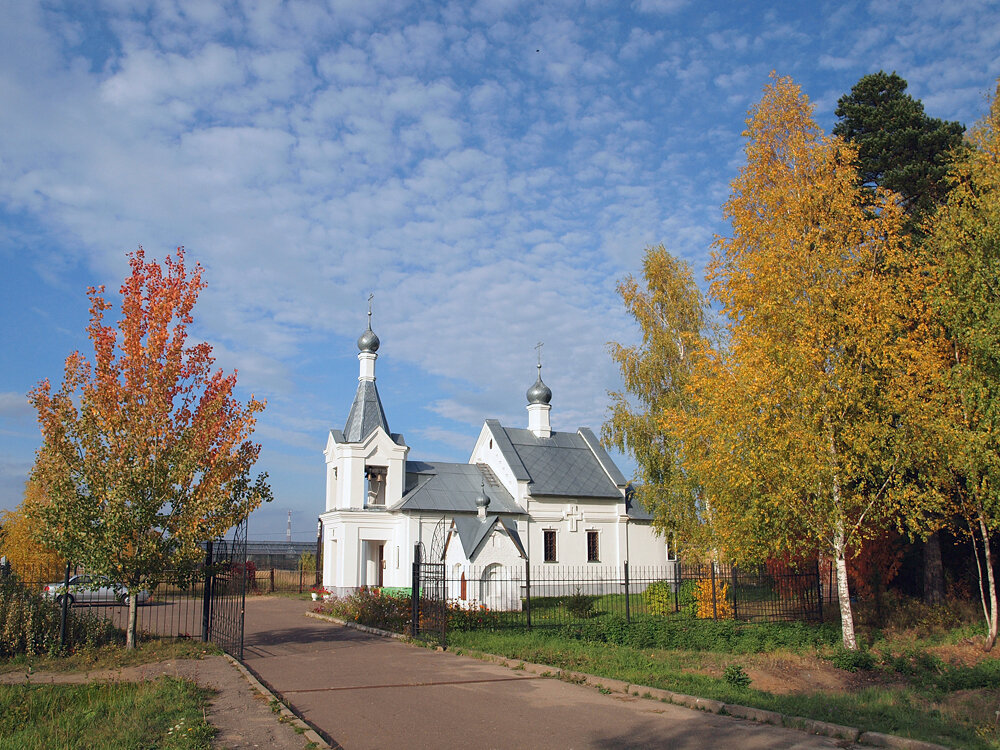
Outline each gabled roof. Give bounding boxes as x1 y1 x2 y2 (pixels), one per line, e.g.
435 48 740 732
488 424 625 499
343 379 390 443
398 461 525 514
451 515 527 560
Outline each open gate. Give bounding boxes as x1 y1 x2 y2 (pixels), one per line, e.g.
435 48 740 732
411 519 448 647
202 518 248 659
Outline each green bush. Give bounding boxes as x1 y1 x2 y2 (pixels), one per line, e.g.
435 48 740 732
828 645 876 672
319 587 411 632
0 575 121 657
723 664 751 688
643 580 675 616
677 580 698 617
564 589 597 619
557 614 840 654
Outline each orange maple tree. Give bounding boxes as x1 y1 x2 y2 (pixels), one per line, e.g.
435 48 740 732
29 247 271 648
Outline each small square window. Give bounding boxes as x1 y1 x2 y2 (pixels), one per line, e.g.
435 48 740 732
587 531 599 563
543 530 557 562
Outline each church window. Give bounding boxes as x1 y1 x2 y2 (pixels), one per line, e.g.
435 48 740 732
587 531 599 562
543 530 557 562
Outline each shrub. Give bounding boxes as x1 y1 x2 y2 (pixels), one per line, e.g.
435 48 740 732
695 579 733 620
829 645 876 672
0 575 121 656
448 602 502 631
723 664 751 688
644 580 675 616
319 587 412 632
565 589 597 619
677 580 698 617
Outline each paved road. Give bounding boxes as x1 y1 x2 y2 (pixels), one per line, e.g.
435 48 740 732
242 597 847 750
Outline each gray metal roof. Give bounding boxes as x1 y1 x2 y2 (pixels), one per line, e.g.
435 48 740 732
578 427 628 486
484 419 530 481
625 486 654 521
495 425 625 498
398 461 525 514
451 515 527 560
343 379 390 442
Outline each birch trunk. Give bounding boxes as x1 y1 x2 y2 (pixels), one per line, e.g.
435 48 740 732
977 511 998 652
834 517 858 650
126 592 139 650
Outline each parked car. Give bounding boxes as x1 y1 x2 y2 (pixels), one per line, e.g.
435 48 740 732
42 575 150 606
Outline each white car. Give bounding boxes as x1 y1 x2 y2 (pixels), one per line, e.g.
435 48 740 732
42 575 150 606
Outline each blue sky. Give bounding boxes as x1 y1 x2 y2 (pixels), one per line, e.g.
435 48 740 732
1 0 997 541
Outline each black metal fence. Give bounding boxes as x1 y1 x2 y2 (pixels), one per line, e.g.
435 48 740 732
409 559 825 637
1 541 251 655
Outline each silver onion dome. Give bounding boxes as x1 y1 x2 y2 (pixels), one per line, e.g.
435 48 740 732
475 479 491 508
357 325 380 353
526 364 552 405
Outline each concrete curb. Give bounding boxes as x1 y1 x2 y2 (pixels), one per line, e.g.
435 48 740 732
223 654 336 750
302 614 954 750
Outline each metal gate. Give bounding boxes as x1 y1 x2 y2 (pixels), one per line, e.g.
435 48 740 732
411 541 447 647
203 518 248 659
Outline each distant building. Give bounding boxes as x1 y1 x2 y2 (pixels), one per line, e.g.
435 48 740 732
319 312 672 600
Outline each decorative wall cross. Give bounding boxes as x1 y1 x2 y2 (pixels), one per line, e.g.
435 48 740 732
566 505 583 532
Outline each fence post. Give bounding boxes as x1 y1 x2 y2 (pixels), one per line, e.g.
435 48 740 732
201 541 214 642
710 563 718 620
411 543 421 637
315 519 323 587
624 561 631 624
58 563 71 649
299 565 303 594
731 565 739 621
674 563 680 613
815 559 823 622
524 559 532 630
269 567 275 593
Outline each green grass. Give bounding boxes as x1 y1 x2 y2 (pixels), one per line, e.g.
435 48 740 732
447 627 1000 749
0 675 215 749
0 638 222 675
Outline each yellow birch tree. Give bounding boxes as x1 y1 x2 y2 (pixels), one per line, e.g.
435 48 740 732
604 246 714 556
700 75 937 649
925 81 1000 650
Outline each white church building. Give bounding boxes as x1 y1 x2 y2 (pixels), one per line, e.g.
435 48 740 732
319 312 672 600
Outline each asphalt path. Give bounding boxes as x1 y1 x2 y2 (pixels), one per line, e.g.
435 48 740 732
241 597 848 750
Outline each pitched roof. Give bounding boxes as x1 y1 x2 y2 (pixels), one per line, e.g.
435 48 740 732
451 515 527 560
343 379 390 442
491 424 625 499
398 461 525 514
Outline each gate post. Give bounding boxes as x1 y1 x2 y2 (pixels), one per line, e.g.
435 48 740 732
59 563 71 649
201 541 214 642
624 561 631 624
411 543 421 637
710 563 718 620
524 560 532 629
315 519 323 587
731 565 739 621
815 559 823 622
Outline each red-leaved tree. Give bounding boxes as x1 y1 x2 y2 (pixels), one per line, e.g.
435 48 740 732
29 247 271 648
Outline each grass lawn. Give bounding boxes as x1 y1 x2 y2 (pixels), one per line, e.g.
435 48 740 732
0 675 214 750
446 617 1000 750
0 638 221 675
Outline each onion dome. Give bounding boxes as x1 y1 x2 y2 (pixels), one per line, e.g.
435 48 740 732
475 479 491 509
357 325 380 353
357 305 380 352
526 364 552 405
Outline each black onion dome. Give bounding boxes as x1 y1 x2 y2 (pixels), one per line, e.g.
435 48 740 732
526 367 552 405
357 325 380 353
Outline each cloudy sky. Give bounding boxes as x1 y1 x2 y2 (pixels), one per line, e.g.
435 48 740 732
1 0 997 540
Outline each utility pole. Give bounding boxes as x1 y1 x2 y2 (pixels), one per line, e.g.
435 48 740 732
286 510 292 543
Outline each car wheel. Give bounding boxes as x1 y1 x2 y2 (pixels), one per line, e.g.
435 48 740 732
118 593 128 605
56 594 75 606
